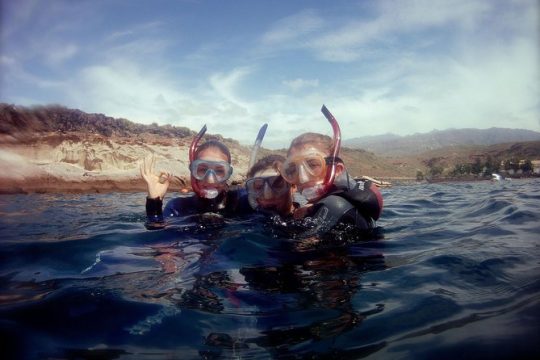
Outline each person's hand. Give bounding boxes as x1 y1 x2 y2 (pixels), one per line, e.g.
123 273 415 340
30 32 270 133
140 154 172 199
293 204 314 220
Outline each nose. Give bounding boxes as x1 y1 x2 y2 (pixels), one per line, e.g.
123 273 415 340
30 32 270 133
263 182 273 199
204 170 218 184
298 165 310 184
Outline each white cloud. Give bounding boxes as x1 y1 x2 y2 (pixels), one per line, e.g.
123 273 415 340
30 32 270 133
209 67 253 108
282 78 319 91
260 9 325 45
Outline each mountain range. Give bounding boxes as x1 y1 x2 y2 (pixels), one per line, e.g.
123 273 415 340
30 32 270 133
343 128 540 156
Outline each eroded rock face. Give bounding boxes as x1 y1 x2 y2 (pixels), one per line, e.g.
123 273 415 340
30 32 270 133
0 132 250 193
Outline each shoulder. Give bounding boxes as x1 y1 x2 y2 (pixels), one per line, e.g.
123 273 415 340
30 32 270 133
336 180 383 221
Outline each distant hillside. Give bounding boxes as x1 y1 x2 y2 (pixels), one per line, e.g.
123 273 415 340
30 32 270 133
416 140 540 166
386 140 540 180
0 103 236 144
343 128 540 156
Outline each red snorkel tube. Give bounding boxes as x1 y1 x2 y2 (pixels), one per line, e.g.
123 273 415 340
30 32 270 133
189 124 207 196
320 105 342 195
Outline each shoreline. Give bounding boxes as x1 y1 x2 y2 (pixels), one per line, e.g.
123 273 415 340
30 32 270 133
2 176 536 195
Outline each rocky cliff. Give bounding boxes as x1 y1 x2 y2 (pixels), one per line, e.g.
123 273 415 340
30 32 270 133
0 104 252 193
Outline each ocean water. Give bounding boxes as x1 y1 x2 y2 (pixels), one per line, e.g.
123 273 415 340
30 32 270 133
1 179 539 359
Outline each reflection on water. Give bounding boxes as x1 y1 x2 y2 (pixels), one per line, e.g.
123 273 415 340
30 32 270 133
1 179 540 359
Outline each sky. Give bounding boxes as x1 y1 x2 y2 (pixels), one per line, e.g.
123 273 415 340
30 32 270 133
1 0 538 149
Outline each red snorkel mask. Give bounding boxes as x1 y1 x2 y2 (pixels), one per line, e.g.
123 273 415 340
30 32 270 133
189 124 207 198
287 105 341 202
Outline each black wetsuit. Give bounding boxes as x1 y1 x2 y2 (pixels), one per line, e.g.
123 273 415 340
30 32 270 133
296 178 383 239
145 187 252 229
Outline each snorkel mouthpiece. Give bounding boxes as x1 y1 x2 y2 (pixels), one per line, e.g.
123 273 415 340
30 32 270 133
189 125 208 198
202 188 219 199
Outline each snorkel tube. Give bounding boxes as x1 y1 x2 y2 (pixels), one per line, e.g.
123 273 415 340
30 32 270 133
320 105 342 196
248 123 268 170
247 123 268 210
189 124 208 198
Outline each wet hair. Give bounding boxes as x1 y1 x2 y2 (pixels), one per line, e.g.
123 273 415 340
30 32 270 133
287 132 333 156
247 154 285 178
195 140 231 163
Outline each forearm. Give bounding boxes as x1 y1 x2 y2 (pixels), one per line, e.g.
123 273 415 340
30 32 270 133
145 196 165 229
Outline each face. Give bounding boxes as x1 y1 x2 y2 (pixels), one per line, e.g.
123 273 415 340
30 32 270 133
193 147 231 193
282 144 344 194
283 145 327 192
249 168 292 214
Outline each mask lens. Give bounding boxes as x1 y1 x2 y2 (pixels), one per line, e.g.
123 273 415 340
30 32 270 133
304 156 325 176
281 161 299 183
191 160 231 182
246 176 289 196
280 152 326 184
268 176 287 193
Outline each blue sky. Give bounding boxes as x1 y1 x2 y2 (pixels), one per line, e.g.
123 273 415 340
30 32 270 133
1 0 538 148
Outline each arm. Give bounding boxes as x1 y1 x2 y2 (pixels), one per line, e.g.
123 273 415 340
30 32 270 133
293 193 375 241
140 154 172 229
340 180 383 221
293 195 355 238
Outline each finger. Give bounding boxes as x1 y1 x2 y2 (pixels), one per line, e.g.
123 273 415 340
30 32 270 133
143 156 151 177
158 172 167 184
147 155 155 176
139 160 145 178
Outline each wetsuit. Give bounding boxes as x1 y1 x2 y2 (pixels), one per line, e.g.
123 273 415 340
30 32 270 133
298 175 383 239
145 186 252 229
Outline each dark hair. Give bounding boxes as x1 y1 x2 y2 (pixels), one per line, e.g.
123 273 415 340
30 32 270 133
247 154 285 178
195 140 231 163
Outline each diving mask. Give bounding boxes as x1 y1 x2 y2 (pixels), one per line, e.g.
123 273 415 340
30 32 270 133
278 150 328 185
190 159 232 183
246 175 290 197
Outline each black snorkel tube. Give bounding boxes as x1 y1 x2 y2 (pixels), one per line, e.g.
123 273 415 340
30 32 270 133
189 124 207 197
320 105 342 196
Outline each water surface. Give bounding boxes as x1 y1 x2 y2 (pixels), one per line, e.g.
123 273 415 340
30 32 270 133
1 180 539 359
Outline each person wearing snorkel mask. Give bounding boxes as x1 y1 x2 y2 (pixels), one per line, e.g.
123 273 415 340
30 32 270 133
245 154 299 217
278 106 384 237
141 125 251 229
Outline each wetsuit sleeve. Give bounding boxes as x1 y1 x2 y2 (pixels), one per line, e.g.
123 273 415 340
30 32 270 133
145 196 165 230
295 194 375 239
341 180 383 221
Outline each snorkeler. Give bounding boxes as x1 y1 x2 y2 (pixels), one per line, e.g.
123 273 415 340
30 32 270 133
141 125 251 229
278 105 383 236
246 154 297 217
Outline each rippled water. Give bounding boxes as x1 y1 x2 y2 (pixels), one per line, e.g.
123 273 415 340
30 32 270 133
1 180 539 359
